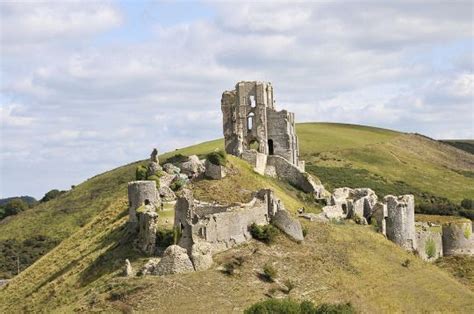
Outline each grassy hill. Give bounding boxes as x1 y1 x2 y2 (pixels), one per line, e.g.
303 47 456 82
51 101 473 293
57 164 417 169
0 123 473 312
441 139 474 155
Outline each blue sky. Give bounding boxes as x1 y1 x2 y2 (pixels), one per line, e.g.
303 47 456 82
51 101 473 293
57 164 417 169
1 0 473 199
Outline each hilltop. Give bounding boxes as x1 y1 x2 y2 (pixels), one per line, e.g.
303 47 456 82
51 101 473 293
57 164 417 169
0 123 473 312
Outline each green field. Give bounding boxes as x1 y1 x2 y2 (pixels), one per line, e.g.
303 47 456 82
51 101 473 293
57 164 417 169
0 122 473 312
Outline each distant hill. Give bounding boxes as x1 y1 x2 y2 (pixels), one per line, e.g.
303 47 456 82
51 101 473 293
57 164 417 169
0 196 37 207
0 123 473 312
441 139 474 155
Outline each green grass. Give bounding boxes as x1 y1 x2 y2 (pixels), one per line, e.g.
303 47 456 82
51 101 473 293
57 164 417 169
1 122 473 312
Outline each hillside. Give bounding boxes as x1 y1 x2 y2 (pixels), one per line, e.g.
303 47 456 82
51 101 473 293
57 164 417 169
441 139 474 155
0 123 473 312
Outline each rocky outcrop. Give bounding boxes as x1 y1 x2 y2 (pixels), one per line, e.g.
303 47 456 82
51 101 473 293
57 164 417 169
271 210 304 242
191 242 213 271
147 148 162 177
322 205 346 220
205 160 226 180
140 258 160 276
179 155 205 178
153 245 195 276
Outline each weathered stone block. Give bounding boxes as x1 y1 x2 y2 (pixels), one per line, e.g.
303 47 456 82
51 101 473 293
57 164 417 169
271 210 304 242
242 149 267 175
442 221 474 256
191 242 213 271
205 160 226 180
416 222 443 261
153 245 195 276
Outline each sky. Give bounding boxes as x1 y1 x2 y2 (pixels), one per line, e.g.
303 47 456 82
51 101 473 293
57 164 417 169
0 0 473 199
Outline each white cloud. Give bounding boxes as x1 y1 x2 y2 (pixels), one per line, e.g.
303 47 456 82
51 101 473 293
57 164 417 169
0 1 473 198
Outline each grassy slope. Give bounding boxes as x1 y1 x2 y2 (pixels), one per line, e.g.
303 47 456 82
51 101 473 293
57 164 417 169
298 123 474 203
441 139 474 155
0 158 473 312
1 123 474 311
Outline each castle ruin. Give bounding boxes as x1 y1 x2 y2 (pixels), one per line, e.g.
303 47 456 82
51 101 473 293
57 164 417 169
221 81 303 170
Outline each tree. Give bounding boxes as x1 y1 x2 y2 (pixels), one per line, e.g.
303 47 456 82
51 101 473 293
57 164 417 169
40 189 65 202
4 198 28 216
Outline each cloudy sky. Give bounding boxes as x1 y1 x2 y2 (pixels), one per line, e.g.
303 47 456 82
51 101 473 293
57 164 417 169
0 0 473 199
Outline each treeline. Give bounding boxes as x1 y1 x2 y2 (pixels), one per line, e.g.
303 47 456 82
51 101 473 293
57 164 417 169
0 189 68 221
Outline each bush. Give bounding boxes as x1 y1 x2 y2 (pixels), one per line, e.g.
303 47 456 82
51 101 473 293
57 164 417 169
170 178 186 192
40 189 66 202
135 165 147 180
283 279 295 294
249 223 279 244
459 209 474 220
245 299 355 314
147 175 161 188
402 259 411 268
207 150 227 166
461 199 473 210
3 198 28 217
425 239 436 259
165 154 189 165
156 229 174 248
262 263 277 282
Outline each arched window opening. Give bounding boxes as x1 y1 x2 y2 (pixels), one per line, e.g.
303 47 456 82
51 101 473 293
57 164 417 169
268 139 274 155
249 95 256 108
247 112 255 131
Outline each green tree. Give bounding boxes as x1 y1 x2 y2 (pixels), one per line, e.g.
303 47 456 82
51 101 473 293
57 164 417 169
40 189 65 202
4 198 28 216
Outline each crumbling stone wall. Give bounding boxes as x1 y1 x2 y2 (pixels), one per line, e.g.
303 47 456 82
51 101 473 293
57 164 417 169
416 222 443 261
221 81 301 167
442 221 474 256
174 189 299 254
127 181 160 224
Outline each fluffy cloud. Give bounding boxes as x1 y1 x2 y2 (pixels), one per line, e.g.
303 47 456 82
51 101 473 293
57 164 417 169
0 1 472 198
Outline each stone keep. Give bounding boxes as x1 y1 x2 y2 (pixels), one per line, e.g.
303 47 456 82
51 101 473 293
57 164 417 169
385 195 416 251
221 81 301 168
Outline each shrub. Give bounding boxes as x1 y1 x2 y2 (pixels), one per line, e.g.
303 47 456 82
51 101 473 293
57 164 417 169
170 178 186 192
3 198 28 216
249 223 279 244
283 279 295 294
461 199 473 210
207 150 227 166
156 229 174 248
302 226 308 238
245 299 355 314
459 209 474 220
135 165 147 180
425 239 436 259
222 262 236 276
464 226 472 239
261 263 277 282
402 259 411 268
40 189 66 202
165 154 189 165
147 175 161 188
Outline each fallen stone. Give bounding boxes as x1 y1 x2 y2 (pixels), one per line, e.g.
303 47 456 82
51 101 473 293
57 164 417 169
179 155 205 178
191 242 213 271
123 259 133 277
163 163 180 175
159 186 176 202
153 245 195 275
272 210 304 242
322 205 345 219
140 258 160 276
205 160 226 180
298 213 329 223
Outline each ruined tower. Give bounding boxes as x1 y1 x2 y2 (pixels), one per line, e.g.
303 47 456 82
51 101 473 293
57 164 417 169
221 81 301 167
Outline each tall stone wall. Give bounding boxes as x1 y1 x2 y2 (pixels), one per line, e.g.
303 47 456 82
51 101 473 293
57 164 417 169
221 81 300 167
442 221 474 256
385 195 416 251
